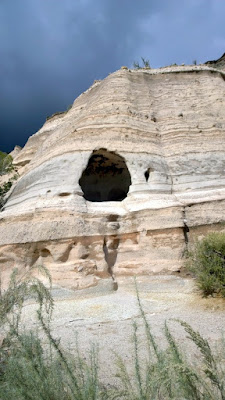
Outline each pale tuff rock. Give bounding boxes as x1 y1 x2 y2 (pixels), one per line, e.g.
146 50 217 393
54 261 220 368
1 56 225 289
205 52 225 71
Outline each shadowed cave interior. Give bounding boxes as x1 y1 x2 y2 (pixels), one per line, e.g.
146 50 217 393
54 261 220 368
79 149 131 202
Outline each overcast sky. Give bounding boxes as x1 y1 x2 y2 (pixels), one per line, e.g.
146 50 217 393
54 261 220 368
1 0 225 153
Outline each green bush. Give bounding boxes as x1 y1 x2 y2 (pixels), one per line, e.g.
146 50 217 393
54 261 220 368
0 152 13 176
0 180 14 209
187 232 225 297
0 151 18 210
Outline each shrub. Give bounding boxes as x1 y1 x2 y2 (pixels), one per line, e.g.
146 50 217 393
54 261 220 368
0 331 103 400
0 151 18 210
0 178 18 210
0 266 53 328
133 57 151 69
115 282 225 399
0 268 106 400
46 103 73 121
1 270 225 399
0 266 53 388
187 232 225 297
0 152 13 176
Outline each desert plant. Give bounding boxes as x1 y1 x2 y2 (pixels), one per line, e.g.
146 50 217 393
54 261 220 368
187 232 225 297
0 152 13 176
0 265 53 330
0 267 108 400
2 269 225 399
0 175 18 210
0 151 18 210
0 181 13 208
46 103 73 121
0 265 53 388
133 57 151 69
114 281 225 399
0 330 104 400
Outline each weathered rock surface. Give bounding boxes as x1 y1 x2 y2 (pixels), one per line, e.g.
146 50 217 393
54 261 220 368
1 58 225 289
205 52 225 71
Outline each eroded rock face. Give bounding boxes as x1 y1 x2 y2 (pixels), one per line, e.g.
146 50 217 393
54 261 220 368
1 59 225 289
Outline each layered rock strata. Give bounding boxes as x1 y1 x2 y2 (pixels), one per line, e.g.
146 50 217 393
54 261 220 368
1 59 225 289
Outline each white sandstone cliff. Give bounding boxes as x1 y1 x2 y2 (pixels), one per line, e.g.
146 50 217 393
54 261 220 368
1 56 225 289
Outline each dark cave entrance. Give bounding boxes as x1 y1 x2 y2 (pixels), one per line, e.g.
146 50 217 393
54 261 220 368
144 168 153 182
79 149 131 202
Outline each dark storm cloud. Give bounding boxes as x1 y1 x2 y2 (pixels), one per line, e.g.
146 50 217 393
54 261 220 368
1 0 225 152
0 0 158 151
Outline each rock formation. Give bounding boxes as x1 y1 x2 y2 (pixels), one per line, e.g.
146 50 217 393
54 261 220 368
1 55 225 289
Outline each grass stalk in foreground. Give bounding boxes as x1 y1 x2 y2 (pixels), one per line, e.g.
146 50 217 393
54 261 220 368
1 270 225 399
114 279 225 399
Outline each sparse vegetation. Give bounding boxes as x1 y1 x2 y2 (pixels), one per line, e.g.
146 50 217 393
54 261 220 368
0 178 17 210
115 282 225 399
1 331 103 400
133 57 151 69
46 103 73 121
0 266 53 328
0 152 13 176
67 103 72 111
187 232 225 297
0 267 107 399
0 151 18 210
46 110 66 120
0 266 53 387
1 269 225 399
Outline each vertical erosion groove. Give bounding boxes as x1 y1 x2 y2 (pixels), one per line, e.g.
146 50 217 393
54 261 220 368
183 207 189 247
103 236 119 290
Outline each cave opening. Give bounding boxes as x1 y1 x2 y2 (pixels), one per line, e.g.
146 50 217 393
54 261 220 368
144 168 152 182
79 149 131 202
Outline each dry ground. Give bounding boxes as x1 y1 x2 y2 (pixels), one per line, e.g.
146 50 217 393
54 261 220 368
21 275 225 386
